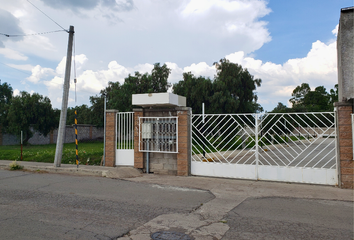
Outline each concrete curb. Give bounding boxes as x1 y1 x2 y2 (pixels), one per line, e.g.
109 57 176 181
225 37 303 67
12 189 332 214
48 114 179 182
0 160 140 178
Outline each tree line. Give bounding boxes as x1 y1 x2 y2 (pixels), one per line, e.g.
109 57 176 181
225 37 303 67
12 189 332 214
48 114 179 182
0 59 338 144
271 83 338 113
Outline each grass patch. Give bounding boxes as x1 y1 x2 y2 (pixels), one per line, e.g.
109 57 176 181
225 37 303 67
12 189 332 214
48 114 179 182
0 142 104 165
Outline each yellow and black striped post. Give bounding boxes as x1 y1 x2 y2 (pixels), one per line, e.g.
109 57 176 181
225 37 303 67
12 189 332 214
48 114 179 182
75 110 79 168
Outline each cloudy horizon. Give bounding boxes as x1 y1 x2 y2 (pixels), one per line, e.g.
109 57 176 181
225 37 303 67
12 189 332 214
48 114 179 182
0 0 350 111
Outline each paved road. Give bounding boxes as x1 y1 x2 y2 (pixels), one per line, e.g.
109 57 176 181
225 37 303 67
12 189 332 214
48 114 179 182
0 170 214 240
222 197 353 240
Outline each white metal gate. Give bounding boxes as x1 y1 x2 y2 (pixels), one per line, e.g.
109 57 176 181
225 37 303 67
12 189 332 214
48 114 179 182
116 112 134 166
191 112 338 185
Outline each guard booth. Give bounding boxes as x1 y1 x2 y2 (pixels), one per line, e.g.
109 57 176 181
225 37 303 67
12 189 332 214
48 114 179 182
132 93 191 176
104 93 191 176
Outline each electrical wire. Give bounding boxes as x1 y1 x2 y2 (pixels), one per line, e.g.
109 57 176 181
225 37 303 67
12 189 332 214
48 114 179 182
0 30 66 38
27 0 68 32
0 62 31 75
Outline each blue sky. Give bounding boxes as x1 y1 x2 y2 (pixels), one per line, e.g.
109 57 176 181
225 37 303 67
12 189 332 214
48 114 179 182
0 0 352 112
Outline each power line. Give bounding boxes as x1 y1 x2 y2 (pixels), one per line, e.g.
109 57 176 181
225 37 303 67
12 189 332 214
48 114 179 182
0 30 66 38
0 62 31 75
27 0 68 33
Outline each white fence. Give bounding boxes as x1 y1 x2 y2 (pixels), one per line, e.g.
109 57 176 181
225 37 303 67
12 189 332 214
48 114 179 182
191 112 337 185
116 112 134 166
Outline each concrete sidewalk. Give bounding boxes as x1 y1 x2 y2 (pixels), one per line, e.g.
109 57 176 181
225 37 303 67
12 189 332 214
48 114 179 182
0 160 353 240
0 160 142 178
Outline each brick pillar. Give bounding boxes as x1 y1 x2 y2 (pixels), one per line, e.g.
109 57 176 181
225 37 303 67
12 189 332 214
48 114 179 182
335 102 354 189
134 109 144 169
105 110 118 167
50 130 54 144
177 107 192 176
0 124 2 146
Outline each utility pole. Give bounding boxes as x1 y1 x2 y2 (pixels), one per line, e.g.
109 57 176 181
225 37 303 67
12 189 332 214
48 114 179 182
54 25 74 167
102 93 106 166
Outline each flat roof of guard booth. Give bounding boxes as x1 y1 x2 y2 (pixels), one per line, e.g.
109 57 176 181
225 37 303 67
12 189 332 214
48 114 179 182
132 93 186 107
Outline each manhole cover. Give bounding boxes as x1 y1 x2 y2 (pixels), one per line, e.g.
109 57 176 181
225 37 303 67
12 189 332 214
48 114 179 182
151 231 192 240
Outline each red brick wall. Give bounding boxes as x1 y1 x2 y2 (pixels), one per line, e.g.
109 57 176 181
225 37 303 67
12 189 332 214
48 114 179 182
105 110 117 167
335 102 354 189
177 108 191 176
134 110 144 169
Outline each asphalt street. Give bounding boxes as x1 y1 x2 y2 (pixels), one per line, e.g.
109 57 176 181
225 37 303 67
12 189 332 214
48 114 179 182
0 170 214 240
222 197 353 240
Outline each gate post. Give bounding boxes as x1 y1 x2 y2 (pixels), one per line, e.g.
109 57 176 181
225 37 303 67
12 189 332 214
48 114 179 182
335 102 354 189
177 107 192 176
105 109 118 167
133 109 144 169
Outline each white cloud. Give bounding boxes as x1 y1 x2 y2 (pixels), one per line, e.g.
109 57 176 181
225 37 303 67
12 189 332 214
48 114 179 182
7 63 33 71
0 48 27 60
27 65 55 83
13 89 20 96
224 37 337 110
183 62 215 79
332 24 339 37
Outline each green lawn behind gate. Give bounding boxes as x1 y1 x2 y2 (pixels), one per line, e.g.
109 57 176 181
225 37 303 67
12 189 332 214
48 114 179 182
0 142 104 165
192 135 305 154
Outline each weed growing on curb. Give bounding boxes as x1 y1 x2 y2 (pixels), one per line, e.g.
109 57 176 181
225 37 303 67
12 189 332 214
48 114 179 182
9 161 24 170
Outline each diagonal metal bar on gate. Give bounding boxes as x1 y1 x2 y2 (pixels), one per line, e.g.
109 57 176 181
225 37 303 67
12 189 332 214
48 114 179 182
290 136 328 167
258 140 288 166
200 115 222 138
236 114 256 134
192 115 203 129
195 114 220 136
214 118 241 149
271 117 303 155
258 150 279 166
230 146 256 164
228 142 254 162
329 161 336 169
211 116 235 146
192 125 225 162
282 115 308 149
304 134 336 168
311 112 335 130
204 115 228 139
286 114 316 144
261 130 293 164
311 145 335 169
302 114 326 135
285 114 309 148
224 129 250 158
266 116 297 159
226 132 254 161
260 113 278 132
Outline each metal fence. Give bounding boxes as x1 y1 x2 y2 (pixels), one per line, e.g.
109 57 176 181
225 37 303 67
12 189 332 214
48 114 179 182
139 117 178 153
191 112 337 185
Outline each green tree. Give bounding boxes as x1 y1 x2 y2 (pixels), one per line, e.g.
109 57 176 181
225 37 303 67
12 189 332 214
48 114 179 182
66 104 92 125
271 102 288 113
6 91 58 144
289 83 337 112
173 59 262 114
89 95 105 128
212 58 262 113
0 82 13 131
89 63 172 127
173 72 213 114
289 83 311 107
